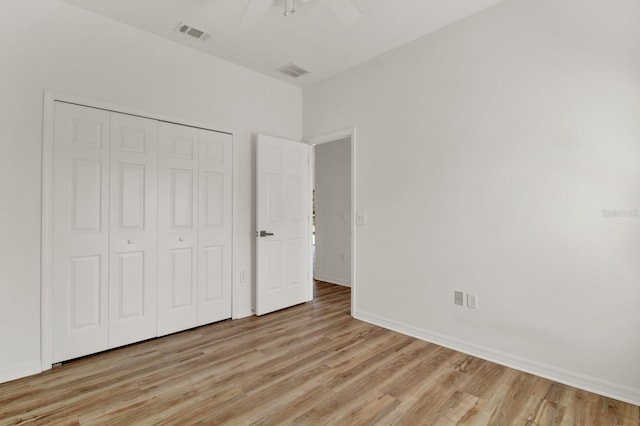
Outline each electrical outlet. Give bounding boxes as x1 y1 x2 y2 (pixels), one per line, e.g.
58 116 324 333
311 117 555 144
454 291 464 306
467 293 478 309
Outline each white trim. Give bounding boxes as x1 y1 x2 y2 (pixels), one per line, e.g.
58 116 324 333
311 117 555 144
350 130 356 315
307 144 314 302
308 128 354 146
313 274 351 287
41 90 236 372
0 361 42 384
41 91 55 372
354 309 640 406
228 133 237 322
42 91 233 135
231 131 240 319
232 309 254 319
307 128 356 315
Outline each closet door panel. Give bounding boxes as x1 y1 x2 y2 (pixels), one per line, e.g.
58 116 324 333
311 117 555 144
158 122 199 336
52 102 110 363
198 130 232 324
109 112 158 348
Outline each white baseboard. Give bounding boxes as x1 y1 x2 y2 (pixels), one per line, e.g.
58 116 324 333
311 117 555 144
313 274 351 287
0 361 42 385
232 309 254 319
353 309 640 406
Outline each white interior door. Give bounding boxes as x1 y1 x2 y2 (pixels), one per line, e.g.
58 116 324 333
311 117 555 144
256 134 311 316
197 129 233 325
108 112 158 348
157 122 199 335
52 102 110 363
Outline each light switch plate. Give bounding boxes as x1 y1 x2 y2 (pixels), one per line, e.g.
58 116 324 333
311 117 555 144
467 293 478 309
356 213 368 225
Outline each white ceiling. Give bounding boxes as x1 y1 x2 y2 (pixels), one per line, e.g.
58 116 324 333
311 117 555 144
59 0 506 87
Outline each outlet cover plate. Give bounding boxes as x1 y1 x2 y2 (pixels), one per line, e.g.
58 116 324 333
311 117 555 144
454 291 464 306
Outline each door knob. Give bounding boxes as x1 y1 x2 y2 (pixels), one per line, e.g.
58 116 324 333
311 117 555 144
127 240 133 245
259 231 274 237
179 237 184 242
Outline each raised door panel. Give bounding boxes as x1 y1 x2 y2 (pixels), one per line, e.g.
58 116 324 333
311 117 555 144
71 160 103 231
119 165 145 229
202 246 223 301
286 174 305 293
68 256 102 329
172 169 194 228
52 102 110 363
198 130 232 324
203 172 223 227
265 240 282 290
116 252 145 317
170 248 195 307
109 112 158 348
261 170 287 294
157 122 199 336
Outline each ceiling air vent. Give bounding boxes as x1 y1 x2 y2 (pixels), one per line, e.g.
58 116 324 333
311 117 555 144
175 23 211 41
278 63 311 79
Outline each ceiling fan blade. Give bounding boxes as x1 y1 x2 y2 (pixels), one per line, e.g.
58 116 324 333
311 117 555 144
319 0 362 26
239 0 272 27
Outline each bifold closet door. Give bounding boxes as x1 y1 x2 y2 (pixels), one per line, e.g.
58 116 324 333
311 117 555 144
157 122 199 336
197 129 232 324
52 102 110 363
51 102 233 360
108 112 158 348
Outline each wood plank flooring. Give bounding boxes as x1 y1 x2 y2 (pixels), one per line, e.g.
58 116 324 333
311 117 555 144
1 281 638 425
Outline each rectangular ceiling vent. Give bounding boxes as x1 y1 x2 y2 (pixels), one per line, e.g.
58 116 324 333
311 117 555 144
278 63 311 79
175 23 211 41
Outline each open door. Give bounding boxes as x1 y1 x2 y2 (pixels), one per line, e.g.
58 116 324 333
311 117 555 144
256 134 311 315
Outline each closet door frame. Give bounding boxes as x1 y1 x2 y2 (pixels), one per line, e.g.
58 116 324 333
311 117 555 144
41 91 236 371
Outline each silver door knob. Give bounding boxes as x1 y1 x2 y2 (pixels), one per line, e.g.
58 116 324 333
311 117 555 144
127 240 133 245
179 237 184 242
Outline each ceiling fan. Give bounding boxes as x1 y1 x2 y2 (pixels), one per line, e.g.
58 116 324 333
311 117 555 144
240 0 362 27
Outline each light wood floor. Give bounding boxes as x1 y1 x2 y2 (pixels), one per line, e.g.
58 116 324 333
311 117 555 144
1 282 638 425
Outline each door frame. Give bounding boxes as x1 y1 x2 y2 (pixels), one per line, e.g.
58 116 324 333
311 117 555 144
41 90 236 371
307 128 356 314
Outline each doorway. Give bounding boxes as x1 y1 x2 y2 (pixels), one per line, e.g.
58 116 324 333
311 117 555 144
309 129 356 312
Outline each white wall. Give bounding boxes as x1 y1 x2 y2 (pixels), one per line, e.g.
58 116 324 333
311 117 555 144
0 0 301 383
303 0 640 404
314 138 351 286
